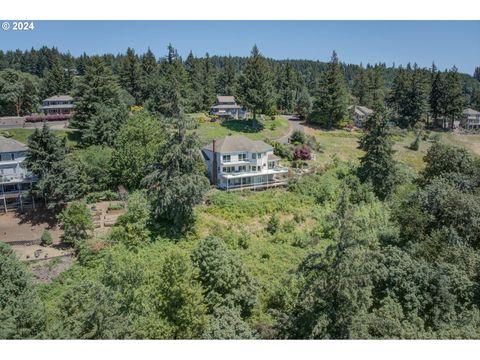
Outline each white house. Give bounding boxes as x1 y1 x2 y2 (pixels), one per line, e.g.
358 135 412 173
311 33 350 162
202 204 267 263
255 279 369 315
351 105 374 128
0 136 36 212
201 135 288 190
460 108 480 130
210 96 247 119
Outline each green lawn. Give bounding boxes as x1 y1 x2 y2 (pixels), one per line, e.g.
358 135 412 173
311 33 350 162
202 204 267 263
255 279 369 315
1 128 81 147
308 126 480 174
190 114 290 145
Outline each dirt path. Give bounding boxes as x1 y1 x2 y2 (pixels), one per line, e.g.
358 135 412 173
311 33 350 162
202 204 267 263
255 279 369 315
276 115 305 144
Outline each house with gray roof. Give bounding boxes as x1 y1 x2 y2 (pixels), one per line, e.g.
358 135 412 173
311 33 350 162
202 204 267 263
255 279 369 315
210 95 247 119
201 135 288 190
460 108 480 130
350 105 374 128
39 95 75 116
0 136 36 212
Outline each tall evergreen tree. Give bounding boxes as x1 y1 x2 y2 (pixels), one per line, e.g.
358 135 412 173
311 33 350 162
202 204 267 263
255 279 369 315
71 56 126 130
146 46 190 118
0 243 46 339
185 51 204 112
429 63 443 126
142 117 210 233
441 67 464 129
119 48 142 105
358 108 398 200
352 65 371 106
473 66 480 82
24 124 66 179
313 51 349 128
216 55 237 97
238 45 274 128
201 53 216 110
139 48 158 103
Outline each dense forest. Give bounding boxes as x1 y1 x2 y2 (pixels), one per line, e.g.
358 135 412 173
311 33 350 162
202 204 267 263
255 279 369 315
1 45 479 122
1 45 480 339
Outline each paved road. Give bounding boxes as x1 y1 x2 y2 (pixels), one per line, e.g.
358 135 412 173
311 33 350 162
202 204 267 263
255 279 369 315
0 117 73 131
277 115 306 144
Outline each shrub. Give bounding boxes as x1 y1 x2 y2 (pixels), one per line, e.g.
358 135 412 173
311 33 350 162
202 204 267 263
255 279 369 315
267 213 280 235
271 141 293 161
270 123 277 131
293 146 312 160
40 229 53 246
85 190 119 204
290 130 307 145
409 135 420 151
107 202 124 211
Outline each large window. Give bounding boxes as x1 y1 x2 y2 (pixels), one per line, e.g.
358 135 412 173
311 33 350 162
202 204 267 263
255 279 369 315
238 153 247 161
222 154 231 163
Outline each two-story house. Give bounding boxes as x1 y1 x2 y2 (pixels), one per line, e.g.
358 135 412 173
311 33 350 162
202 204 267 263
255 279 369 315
38 95 75 116
201 135 288 190
460 108 480 130
350 105 374 128
0 136 36 212
210 95 247 119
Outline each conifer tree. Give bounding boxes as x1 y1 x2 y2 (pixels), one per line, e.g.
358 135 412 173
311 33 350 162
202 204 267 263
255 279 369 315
313 51 349 128
238 45 274 128
358 108 398 200
185 51 204 112
429 63 443 126
142 117 210 233
71 57 126 130
119 48 142 105
352 65 371 106
201 53 216 110
441 67 464 129
216 55 237 97
474 66 480 82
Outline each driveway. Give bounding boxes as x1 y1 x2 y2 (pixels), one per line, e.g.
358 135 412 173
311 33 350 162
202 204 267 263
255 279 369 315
277 115 305 144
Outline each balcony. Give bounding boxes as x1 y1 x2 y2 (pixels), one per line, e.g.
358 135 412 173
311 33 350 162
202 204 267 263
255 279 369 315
220 166 288 179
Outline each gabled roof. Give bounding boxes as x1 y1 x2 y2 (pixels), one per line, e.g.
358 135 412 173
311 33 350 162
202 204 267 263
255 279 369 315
0 136 27 153
203 135 272 153
216 95 236 104
463 108 480 116
43 95 73 102
354 105 374 117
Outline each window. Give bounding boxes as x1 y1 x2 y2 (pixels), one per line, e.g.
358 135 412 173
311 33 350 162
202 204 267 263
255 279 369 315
222 155 231 163
252 153 256 159
238 153 247 161
223 167 232 173
257 153 262 158
238 165 246 172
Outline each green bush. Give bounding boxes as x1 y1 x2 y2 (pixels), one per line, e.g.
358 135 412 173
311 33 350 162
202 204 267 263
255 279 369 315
41 229 53 246
267 213 280 235
290 130 306 145
85 190 119 204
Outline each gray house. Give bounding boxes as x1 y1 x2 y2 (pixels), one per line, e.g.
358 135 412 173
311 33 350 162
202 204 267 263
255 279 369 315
39 95 75 115
201 135 288 190
0 136 36 212
351 105 374 128
210 96 247 119
460 108 480 130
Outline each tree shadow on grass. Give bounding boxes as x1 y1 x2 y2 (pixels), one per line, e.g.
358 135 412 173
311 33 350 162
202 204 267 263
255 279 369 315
220 119 265 134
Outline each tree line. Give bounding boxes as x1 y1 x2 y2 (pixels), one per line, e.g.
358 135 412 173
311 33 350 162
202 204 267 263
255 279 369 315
1 45 479 127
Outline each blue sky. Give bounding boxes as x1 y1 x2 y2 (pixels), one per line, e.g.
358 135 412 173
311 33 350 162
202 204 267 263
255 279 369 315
1 21 479 74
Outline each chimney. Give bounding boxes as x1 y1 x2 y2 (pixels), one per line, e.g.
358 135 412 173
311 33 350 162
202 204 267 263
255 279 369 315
211 139 217 185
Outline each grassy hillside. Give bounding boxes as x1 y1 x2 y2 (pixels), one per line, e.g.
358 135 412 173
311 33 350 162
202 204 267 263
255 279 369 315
190 114 290 145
